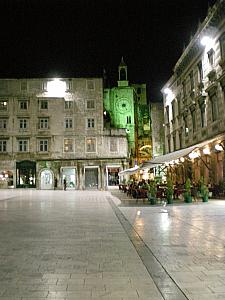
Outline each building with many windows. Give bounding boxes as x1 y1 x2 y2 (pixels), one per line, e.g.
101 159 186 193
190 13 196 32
161 0 225 186
0 78 128 189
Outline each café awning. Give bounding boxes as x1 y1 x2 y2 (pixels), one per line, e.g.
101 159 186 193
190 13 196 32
119 165 140 175
141 133 225 169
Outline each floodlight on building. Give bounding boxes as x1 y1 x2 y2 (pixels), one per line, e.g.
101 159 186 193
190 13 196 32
47 78 66 97
200 36 213 47
175 159 179 164
164 88 172 95
203 147 210 155
215 144 223 151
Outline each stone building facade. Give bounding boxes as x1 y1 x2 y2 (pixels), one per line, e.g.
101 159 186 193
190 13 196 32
162 0 225 185
0 78 128 189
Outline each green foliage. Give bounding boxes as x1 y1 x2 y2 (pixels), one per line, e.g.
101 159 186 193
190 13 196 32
199 177 209 197
166 178 173 197
148 181 157 198
184 178 191 196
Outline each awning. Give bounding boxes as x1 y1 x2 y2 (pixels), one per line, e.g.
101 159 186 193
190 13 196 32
141 133 225 169
119 165 140 175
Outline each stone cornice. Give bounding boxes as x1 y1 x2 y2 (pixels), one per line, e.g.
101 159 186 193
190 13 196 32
174 0 225 77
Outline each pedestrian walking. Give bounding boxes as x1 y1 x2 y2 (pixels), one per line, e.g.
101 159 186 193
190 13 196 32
63 178 67 191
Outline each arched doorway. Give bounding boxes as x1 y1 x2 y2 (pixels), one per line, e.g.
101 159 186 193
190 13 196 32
40 169 53 190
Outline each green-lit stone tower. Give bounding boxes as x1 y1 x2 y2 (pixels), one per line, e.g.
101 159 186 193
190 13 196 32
104 58 152 166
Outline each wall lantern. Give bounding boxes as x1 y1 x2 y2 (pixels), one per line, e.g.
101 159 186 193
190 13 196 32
203 147 210 155
215 144 223 151
180 157 185 162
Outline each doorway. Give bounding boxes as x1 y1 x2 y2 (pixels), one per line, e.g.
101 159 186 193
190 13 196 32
85 167 98 189
16 160 36 188
40 169 53 190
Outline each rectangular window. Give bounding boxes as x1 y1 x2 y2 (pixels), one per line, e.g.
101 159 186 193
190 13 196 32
189 70 194 91
64 100 73 109
0 140 7 152
64 139 73 152
65 118 73 129
39 140 48 152
127 116 131 124
171 101 175 120
19 119 28 129
197 61 203 81
191 110 196 133
40 100 48 110
0 119 7 129
66 80 73 91
184 116 188 136
20 81 27 91
182 80 186 98
18 140 28 152
87 118 95 128
86 138 96 152
220 33 225 59
0 101 8 111
167 136 171 153
208 49 215 67
179 132 182 149
200 103 206 128
110 139 118 152
210 94 218 122
39 118 49 129
165 105 169 123
173 135 176 151
87 80 95 90
86 99 95 109
19 101 28 110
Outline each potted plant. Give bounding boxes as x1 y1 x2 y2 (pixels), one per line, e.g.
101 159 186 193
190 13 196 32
184 178 192 203
199 177 209 202
147 181 157 205
166 178 173 204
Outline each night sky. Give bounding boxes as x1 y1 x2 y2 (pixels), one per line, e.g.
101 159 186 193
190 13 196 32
0 0 217 102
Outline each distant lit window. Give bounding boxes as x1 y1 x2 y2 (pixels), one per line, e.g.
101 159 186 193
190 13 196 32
39 140 48 152
0 101 8 111
64 139 73 152
87 99 95 109
86 138 96 152
0 140 7 152
65 118 73 129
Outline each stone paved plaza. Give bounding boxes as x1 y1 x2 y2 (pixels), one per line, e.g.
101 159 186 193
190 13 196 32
0 189 225 299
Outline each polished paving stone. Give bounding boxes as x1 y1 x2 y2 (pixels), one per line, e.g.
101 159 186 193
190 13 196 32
0 189 225 299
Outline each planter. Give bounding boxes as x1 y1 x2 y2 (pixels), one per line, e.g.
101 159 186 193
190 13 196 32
202 195 208 202
184 194 192 203
148 194 156 205
167 195 173 204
